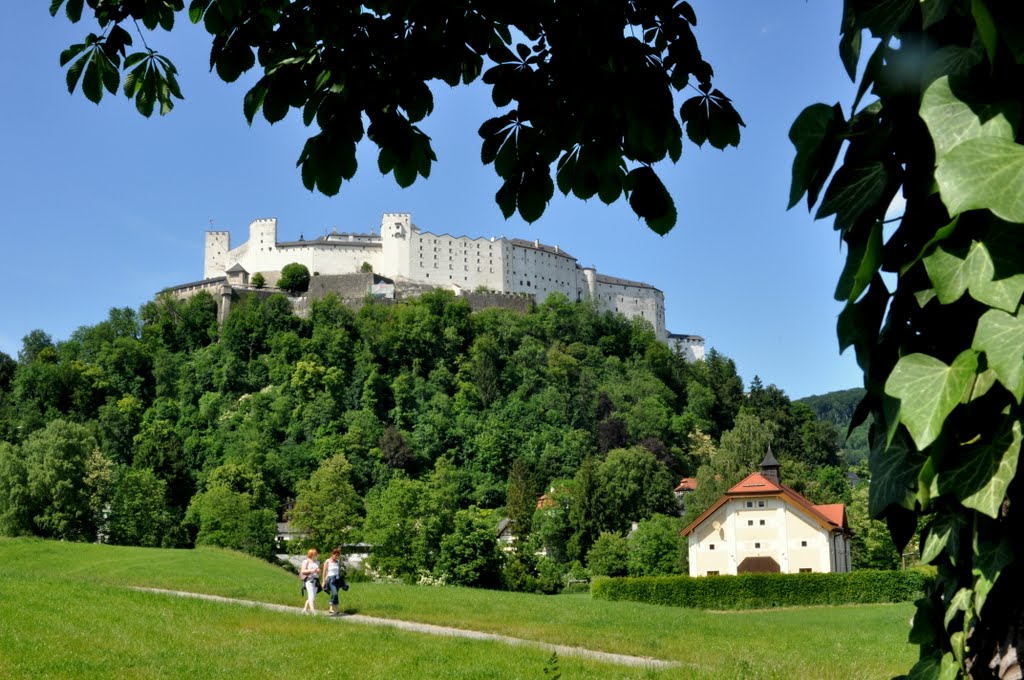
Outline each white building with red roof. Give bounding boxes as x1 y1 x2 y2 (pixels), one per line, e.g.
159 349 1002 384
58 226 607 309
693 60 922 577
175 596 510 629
680 447 851 576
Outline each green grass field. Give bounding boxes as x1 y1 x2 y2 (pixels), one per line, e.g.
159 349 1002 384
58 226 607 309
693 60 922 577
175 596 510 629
0 538 917 679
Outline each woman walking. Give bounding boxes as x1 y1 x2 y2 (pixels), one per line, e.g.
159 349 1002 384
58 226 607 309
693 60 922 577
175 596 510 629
300 548 320 614
322 548 343 616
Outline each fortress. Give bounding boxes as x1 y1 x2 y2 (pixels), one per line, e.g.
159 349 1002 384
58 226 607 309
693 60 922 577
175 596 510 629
190 212 703 360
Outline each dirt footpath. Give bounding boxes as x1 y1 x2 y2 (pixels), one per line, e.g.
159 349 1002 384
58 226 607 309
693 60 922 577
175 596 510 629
128 586 678 670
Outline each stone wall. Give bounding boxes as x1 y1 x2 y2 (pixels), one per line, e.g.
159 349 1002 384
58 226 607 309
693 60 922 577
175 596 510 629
307 273 378 300
459 291 533 314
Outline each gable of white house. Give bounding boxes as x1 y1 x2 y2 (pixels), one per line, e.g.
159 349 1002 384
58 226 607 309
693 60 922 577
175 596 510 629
686 495 850 577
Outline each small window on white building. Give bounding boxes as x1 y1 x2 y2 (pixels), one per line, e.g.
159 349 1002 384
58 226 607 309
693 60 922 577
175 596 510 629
754 542 761 549
709 544 715 550
799 568 812 573
757 501 766 508
747 520 753 526
801 540 807 547
707 570 719 576
745 501 754 508
759 520 766 526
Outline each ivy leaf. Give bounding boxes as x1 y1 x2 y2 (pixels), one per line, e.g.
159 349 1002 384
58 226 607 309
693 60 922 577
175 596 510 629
909 597 941 645
922 512 965 565
944 587 972 629
906 655 943 680
940 420 1021 518
885 350 979 450
816 162 888 233
923 229 1024 312
972 534 1013 613
972 309 1024 402
837 275 889 372
886 506 919 553
971 0 998 65
853 0 915 39
920 77 1017 163
788 103 845 210
936 137 1024 222
869 431 922 517
835 222 883 302
838 3 861 81
922 0 958 28
923 241 988 305
921 46 984 88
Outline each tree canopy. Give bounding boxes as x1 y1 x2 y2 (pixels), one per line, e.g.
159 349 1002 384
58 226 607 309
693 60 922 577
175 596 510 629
51 0 742 234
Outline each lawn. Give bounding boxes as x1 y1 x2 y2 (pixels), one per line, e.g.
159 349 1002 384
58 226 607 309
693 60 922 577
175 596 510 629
0 538 917 679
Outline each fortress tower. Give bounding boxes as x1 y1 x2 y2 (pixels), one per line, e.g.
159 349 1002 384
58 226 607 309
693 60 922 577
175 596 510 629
249 218 278 249
204 231 230 279
378 212 412 277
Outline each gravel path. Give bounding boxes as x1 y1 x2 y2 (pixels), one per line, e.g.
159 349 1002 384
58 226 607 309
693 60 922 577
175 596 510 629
128 586 678 670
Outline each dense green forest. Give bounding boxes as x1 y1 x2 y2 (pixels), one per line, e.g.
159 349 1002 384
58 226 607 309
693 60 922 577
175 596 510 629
0 290 898 590
796 388 870 467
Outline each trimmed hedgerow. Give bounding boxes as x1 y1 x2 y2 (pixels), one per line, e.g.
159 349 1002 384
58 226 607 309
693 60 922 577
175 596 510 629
590 568 934 609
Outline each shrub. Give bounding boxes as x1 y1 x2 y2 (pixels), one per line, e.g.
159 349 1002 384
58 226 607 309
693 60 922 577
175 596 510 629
534 555 567 594
250 272 266 289
278 263 311 294
503 557 538 593
591 569 935 610
587 532 629 577
437 507 504 589
626 514 685 577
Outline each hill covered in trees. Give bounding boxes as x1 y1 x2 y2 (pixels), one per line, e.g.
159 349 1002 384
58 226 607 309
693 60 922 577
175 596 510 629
0 291 895 588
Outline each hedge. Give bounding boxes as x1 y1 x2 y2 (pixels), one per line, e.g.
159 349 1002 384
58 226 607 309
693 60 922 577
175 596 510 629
590 569 935 610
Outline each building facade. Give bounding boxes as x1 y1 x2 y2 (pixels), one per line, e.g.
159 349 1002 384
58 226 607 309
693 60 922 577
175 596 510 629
203 213 673 340
681 449 851 576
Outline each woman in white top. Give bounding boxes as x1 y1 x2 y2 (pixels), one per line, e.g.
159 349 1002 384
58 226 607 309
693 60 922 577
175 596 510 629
321 548 343 615
299 548 320 614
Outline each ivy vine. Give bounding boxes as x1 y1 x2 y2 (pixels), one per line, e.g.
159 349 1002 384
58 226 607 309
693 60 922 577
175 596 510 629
791 1 1023 677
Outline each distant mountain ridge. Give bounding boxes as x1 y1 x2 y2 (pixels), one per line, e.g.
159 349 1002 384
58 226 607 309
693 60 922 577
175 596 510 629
796 388 866 427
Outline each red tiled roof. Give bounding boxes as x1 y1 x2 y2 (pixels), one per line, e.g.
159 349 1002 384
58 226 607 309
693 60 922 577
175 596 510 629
814 503 846 527
680 472 848 536
674 477 698 492
726 472 781 494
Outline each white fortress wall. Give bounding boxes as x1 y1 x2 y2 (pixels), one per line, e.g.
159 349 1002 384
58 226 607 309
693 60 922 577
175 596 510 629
593 275 666 340
408 228 507 291
670 334 706 362
208 217 386 282
505 240 580 301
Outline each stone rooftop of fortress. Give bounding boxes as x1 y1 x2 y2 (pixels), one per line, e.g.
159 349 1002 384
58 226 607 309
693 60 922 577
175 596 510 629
594 273 660 292
162 276 227 293
507 238 574 259
276 232 380 248
254 224 580 261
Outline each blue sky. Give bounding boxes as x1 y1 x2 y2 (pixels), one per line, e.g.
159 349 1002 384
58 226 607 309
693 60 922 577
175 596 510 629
0 2 864 399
